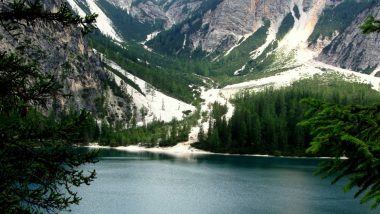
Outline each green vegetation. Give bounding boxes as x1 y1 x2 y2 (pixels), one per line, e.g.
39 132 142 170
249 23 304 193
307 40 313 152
209 22 270 76
293 5 300 20
194 75 380 156
102 69 132 100
277 13 295 41
73 0 91 15
89 25 292 88
361 15 380 34
147 23 189 56
300 99 380 209
298 15 380 210
359 65 376 74
147 0 222 57
104 64 144 94
88 31 204 103
87 13 281 89
308 0 376 44
96 0 165 41
0 1 99 212
0 107 99 213
98 110 199 148
84 0 379 93
244 41 280 74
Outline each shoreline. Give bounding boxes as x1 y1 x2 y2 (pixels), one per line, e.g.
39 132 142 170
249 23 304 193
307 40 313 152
84 143 346 159
85 143 212 157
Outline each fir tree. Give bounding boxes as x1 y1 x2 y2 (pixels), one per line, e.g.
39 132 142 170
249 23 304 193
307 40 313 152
298 16 380 209
361 16 380 34
300 99 380 209
198 125 205 142
0 1 99 213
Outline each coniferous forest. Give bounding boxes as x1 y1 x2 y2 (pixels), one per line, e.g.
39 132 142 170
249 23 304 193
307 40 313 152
2 0 380 212
194 75 380 156
98 112 199 148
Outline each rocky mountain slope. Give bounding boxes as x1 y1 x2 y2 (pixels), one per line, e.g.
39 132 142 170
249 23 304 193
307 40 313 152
318 1 380 73
68 0 208 41
1 0 196 126
2 0 380 148
0 0 136 125
6 0 378 129
68 0 379 75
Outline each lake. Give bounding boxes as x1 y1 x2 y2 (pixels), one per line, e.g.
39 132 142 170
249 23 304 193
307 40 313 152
70 149 374 214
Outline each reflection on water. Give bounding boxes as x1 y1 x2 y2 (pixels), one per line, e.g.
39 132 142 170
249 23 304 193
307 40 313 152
70 149 373 214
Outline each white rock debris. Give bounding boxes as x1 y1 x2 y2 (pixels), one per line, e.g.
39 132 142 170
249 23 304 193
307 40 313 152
105 60 196 125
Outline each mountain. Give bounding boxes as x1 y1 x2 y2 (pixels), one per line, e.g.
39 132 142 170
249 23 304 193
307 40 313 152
67 0 206 41
1 0 380 152
0 0 134 125
4 0 379 128
0 0 196 127
318 1 380 74
68 0 379 76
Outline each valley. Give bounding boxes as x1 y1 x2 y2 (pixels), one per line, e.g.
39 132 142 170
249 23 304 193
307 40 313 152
63 0 380 154
2 0 380 212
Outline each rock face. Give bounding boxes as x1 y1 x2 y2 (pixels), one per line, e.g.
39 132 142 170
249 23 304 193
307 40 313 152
146 0 329 55
0 0 133 124
86 0 300 50
74 0 377 64
318 2 380 72
69 0 380 73
107 0 132 10
190 0 295 52
102 0 203 28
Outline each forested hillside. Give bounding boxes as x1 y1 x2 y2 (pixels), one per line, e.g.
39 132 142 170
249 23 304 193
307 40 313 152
194 75 380 156
88 31 205 103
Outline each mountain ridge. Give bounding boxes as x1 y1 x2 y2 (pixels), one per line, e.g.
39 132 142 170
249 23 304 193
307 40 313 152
68 0 379 75
5 0 378 129
318 0 380 73
2 0 380 149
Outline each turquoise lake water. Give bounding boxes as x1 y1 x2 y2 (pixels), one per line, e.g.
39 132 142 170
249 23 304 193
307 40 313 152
70 149 375 214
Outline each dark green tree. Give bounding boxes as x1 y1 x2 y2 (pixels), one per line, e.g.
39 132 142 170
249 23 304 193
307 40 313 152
0 0 97 35
0 0 99 213
300 99 380 209
360 16 380 34
198 125 205 142
194 76 380 156
251 112 261 150
298 16 380 209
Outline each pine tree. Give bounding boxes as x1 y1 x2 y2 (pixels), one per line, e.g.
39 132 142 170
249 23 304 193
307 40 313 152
361 16 380 34
140 106 148 128
198 125 205 142
251 112 261 151
300 99 380 209
298 16 380 209
0 1 99 213
209 126 220 149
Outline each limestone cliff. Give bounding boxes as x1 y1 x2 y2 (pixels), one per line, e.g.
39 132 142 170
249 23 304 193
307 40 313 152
318 1 380 73
0 0 133 124
144 0 330 55
64 0 380 81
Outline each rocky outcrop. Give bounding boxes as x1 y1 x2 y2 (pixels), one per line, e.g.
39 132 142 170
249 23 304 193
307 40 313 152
148 0 328 54
107 0 132 11
318 2 380 72
194 0 293 52
74 0 347 54
0 0 133 123
72 0 380 69
129 1 169 26
163 0 203 26
107 0 203 28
